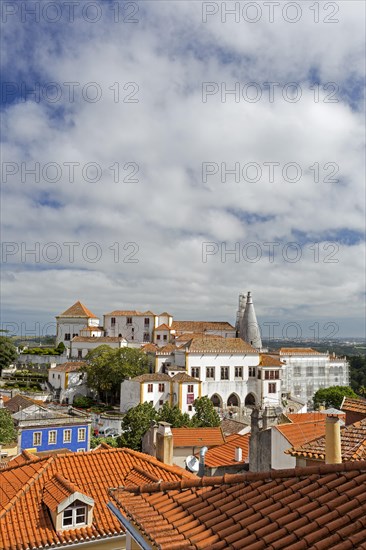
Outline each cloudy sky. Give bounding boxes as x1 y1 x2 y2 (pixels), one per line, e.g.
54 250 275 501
1 0 365 339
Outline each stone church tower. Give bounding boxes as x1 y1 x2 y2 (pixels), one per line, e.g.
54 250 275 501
237 291 263 350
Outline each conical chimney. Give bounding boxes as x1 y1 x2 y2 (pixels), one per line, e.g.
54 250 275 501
240 291 262 349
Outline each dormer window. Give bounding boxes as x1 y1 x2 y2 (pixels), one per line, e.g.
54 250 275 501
43 474 94 533
62 501 87 528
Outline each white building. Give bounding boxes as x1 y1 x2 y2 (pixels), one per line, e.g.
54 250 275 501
120 372 201 417
56 302 101 349
279 348 349 407
174 337 282 412
70 336 127 359
48 362 89 404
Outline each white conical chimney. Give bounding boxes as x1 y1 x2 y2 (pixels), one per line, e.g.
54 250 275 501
240 291 262 349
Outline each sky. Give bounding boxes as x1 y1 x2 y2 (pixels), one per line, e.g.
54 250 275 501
1 0 365 340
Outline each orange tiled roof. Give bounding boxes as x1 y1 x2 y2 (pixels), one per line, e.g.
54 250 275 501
4 394 44 413
275 419 327 447
72 336 123 343
341 396 366 415
171 427 225 447
171 373 201 383
43 473 84 512
154 323 172 331
171 321 236 333
157 343 178 353
280 347 323 355
286 411 344 423
57 301 97 318
141 343 158 353
259 354 284 367
175 333 225 342
50 361 86 372
0 447 193 550
203 433 250 467
109 461 366 550
184 337 257 354
288 418 366 461
105 310 156 316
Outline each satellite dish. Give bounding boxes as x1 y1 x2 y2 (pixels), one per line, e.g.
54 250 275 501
185 455 199 473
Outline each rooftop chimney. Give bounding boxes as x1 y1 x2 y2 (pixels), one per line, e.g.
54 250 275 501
325 415 342 464
155 422 173 465
198 446 208 477
234 447 242 462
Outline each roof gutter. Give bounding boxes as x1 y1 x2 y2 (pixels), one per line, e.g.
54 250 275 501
107 502 152 550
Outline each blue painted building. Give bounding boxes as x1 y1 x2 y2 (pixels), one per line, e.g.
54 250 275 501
11 403 92 453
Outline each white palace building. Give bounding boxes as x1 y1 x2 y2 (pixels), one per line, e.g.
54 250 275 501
55 293 349 415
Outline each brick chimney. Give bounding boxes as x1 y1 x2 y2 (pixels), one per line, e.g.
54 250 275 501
262 406 278 429
155 422 173 465
325 414 342 464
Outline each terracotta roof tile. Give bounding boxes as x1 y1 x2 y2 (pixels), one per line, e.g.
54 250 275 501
275 420 327 447
202 433 250 467
259 355 284 367
72 336 124 343
57 301 97 318
110 461 366 550
171 373 201 383
50 361 86 372
171 427 225 448
288 417 366 461
286 412 344 424
184 337 257 354
155 323 173 331
341 397 366 415
171 321 235 333
105 310 156 316
0 447 193 550
280 348 323 355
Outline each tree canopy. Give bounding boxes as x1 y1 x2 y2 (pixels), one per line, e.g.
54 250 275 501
83 346 149 404
0 408 17 445
191 396 221 427
117 398 221 451
313 385 358 410
119 401 157 451
0 335 18 375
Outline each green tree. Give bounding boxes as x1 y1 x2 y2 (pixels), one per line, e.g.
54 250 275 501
83 346 149 404
0 408 17 444
0 335 18 375
119 402 157 451
191 396 221 427
90 435 119 449
313 386 358 410
157 402 192 427
56 342 66 354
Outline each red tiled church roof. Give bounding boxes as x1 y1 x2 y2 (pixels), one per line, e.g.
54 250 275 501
109 461 366 550
0 447 193 550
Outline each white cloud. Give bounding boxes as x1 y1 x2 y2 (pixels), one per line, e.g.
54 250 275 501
1 0 365 336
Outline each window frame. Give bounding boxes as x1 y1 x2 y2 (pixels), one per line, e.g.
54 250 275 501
62 503 87 529
220 366 229 380
77 428 86 442
48 430 57 445
63 429 72 443
33 431 42 447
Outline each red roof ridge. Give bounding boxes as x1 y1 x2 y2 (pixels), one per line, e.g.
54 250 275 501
118 460 366 495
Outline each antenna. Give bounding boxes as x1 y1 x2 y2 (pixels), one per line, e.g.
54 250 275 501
185 455 199 473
